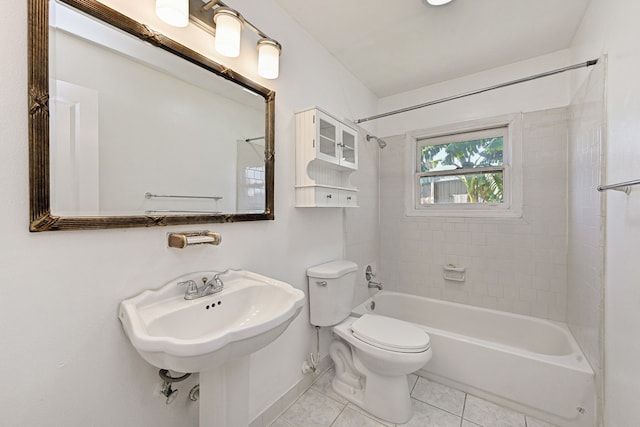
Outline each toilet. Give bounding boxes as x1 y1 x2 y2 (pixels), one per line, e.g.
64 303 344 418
307 260 432 424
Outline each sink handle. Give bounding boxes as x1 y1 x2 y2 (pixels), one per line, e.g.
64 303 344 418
178 280 199 300
214 269 232 280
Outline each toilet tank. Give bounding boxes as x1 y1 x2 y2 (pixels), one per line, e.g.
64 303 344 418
307 260 358 327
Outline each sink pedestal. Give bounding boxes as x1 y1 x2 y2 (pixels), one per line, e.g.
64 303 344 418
200 356 250 427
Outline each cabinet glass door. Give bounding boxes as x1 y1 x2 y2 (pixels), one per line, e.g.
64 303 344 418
340 126 357 169
318 116 338 159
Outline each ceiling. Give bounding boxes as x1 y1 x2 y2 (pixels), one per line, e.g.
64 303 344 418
272 0 591 98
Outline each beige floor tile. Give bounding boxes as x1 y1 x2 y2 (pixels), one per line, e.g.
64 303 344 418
332 406 388 427
396 398 461 427
269 418 295 427
463 395 525 427
347 404 395 427
310 366 349 404
280 388 345 427
273 373 541 427
411 377 466 416
526 416 558 427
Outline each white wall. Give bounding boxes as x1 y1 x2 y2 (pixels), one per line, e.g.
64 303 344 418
375 51 573 320
377 49 572 137
570 1 640 426
0 1 377 426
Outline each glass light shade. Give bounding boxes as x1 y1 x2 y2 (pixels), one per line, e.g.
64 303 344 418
156 0 189 27
257 39 280 79
214 9 242 58
426 0 453 5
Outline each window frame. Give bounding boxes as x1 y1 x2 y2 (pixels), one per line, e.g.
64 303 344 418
405 113 523 218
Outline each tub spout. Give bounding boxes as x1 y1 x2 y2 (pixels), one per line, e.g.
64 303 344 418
368 281 383 291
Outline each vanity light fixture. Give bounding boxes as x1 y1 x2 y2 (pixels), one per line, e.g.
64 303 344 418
156 0 189 27
155 0 283 79
213 7 242 58
424 0 453 5
257 38 281 80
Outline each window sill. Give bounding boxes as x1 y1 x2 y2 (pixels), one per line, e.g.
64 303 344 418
405 206 523 219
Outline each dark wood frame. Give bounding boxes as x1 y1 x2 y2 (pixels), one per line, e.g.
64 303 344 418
28 0 275 231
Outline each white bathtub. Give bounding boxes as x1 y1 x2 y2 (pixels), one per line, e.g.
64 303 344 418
351 291 595 427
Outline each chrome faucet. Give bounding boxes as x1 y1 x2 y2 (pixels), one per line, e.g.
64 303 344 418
368 281 383 291
365 265 383 291
200 271 227 296
178 280 200 300
178 270 231 300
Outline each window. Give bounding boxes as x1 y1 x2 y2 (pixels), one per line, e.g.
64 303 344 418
406 115 522 218
241 166 265 212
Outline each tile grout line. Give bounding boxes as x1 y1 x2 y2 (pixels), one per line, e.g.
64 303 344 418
346 404 392 427
460 392 468 427
328 404 349 427
407 394 466 421
314 386 349 407
409 375 418 394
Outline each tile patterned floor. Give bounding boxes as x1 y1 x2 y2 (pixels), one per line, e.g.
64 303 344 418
271 368 558 427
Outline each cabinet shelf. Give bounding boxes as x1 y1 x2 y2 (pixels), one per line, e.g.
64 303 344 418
295 184 359 191
295 107 359 208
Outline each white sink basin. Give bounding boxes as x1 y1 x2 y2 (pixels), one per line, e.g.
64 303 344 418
118 270 305 373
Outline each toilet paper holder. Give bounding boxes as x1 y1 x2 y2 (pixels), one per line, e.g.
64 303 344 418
168 230 222 248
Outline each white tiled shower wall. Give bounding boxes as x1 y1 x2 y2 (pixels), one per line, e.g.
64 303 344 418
567 60 605 421
379 108 569 321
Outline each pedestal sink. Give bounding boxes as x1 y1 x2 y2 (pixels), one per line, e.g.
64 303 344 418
118 270 305 426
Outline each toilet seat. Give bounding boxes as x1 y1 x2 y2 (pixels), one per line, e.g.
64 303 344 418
350 314 430 353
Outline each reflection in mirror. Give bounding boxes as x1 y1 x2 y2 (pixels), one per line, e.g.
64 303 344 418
50 1 265 216
29 0 275 231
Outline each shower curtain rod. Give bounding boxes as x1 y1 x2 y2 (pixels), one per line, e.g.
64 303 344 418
354 59 599 124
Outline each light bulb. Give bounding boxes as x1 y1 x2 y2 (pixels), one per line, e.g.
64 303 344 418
156 0 189 27
214 8 242 58
257 39 281 79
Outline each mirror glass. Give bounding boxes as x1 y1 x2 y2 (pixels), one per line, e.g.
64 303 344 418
28 0 275 231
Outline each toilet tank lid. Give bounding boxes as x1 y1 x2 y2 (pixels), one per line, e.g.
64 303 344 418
307 260 358 279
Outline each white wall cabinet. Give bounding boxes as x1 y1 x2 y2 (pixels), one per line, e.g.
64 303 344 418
295 107 359 207
313 110 358 169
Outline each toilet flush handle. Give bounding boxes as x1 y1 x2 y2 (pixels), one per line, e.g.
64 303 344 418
316 281 328 287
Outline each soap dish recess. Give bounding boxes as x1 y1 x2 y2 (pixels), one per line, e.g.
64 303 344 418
443 264 465 282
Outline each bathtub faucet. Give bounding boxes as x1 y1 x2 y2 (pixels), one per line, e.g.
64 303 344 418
368 281 383 291
365 265 383 291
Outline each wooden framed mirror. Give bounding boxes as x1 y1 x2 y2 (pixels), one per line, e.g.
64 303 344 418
28 0 275 231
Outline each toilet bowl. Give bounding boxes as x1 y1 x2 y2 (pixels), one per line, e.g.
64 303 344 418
329 315 432 424
306 260 432 424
